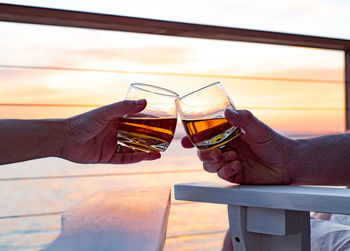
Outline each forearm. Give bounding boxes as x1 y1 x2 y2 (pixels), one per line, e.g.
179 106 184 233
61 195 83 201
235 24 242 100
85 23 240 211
0 119 66 165
288 133 350 185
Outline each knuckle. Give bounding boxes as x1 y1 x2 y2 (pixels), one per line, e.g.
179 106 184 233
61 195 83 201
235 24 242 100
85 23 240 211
242 110 253 119
240 110 253 124
236 110 254 128
121 100 133 108
223 151 236 161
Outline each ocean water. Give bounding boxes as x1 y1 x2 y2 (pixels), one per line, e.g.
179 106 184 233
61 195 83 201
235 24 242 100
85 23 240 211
0 139 230 251
0 129 326 251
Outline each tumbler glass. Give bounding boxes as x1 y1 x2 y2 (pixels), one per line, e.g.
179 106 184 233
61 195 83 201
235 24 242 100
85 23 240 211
178 82 241 151
117 83 179 152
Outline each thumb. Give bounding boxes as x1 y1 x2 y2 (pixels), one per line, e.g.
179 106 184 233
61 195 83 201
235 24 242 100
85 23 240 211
181 136 194 148
225 109 274 143
97 99 147 122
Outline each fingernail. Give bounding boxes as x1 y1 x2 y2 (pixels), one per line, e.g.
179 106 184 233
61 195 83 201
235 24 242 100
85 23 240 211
226 151 236 160
135 99 146 106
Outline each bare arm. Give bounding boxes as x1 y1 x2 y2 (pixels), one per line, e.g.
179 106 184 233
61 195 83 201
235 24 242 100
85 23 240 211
289 133 350 185
182 109 350 186
0 99 160 165
0 119 65 165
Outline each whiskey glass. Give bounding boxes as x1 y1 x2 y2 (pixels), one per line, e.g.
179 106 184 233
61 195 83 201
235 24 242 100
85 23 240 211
178 82 241 151
117 83 179 152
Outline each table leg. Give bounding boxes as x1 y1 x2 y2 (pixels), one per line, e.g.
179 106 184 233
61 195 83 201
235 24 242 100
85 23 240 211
228 205 310 251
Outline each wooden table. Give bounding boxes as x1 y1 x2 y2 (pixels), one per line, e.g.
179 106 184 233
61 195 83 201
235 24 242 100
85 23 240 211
46 187 171 251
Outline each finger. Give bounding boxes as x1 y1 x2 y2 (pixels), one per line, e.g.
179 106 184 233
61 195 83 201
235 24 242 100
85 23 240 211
119 145 135 153
217 160 242 182
203 151 238 173
98 99 147 122
225 109 274 143
108 151 160 164
146 151 162 160
116 143 161 156
197 148 223 162
181 136 194 148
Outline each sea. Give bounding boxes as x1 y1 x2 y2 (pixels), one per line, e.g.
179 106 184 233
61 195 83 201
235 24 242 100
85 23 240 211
0 130 322 251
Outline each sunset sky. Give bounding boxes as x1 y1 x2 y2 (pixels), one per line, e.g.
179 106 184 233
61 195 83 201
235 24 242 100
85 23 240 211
0 0 349 134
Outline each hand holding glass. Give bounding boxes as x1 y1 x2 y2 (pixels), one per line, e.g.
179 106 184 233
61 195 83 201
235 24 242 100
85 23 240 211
178 82 241 151
117 83 179 152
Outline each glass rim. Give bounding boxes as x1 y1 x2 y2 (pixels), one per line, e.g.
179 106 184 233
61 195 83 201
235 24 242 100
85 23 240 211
179 81 222 101
130 83 179 98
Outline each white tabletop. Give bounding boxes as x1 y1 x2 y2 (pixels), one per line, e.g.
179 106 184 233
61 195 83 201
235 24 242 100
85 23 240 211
175 182 350 214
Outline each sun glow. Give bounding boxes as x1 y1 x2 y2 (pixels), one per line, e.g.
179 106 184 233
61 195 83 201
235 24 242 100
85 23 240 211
0 0 348 134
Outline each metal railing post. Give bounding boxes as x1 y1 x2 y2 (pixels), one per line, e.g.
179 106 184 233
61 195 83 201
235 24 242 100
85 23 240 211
346 50 350 130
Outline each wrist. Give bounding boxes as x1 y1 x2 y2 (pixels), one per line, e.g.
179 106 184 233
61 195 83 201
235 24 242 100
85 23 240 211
0 119 67 164
30 119 67 159
48 119 67 158
285 138 314 185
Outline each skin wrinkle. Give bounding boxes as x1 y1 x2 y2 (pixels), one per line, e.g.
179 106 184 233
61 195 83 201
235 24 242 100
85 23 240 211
236 110 273 144
65 117 87 144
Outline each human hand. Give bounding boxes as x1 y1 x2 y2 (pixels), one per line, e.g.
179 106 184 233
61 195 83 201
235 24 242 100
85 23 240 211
60 99 161 164
182 110 296 184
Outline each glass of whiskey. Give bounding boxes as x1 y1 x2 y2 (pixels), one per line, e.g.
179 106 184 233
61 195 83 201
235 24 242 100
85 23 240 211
117 83 179 152
178 82 241 151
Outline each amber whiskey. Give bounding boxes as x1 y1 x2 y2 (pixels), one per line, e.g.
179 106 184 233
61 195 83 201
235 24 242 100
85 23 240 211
182 118 240 150
117 117 177 152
